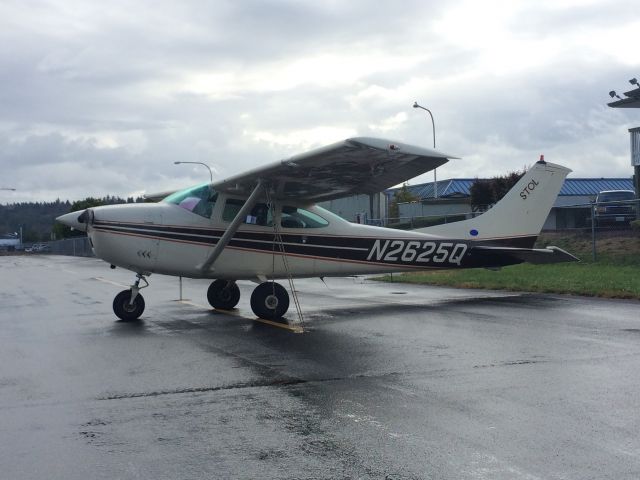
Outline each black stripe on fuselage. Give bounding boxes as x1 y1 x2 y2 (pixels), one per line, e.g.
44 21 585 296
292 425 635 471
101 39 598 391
91 220 537 268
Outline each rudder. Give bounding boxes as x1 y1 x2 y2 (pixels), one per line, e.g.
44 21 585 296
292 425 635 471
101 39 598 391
413 160 572 247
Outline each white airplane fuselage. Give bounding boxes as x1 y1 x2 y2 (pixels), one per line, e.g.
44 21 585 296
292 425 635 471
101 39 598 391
59 159 574 282
84 201 474 280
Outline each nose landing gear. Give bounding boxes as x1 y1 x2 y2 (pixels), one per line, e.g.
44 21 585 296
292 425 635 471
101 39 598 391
113 274 148 321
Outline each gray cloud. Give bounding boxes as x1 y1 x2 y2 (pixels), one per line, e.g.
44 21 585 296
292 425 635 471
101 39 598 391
0 0 639 202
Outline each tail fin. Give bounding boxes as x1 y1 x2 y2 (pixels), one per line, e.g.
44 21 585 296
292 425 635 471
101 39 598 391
413 160 571 247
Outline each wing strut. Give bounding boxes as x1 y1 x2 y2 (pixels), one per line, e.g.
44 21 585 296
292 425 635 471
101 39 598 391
199 180 265 273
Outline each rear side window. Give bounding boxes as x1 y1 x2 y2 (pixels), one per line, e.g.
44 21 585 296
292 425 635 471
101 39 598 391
221 201 328 228
281 206 329 229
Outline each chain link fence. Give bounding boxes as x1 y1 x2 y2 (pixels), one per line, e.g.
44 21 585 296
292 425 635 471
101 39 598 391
585 198 639 261
47 237 94 257
369 211 484 230
368 198 639 261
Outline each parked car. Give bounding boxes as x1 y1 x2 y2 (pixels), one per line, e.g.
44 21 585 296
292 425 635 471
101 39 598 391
594 190 637 226
28 243 51 253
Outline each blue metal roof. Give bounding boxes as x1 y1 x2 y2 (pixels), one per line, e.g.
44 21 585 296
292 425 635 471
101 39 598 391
385 178 476 199
387 178 634 200
405 179 476 198
558 178 634 196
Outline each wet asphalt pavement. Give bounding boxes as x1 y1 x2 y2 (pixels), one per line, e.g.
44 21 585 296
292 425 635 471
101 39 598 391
2 255 640 479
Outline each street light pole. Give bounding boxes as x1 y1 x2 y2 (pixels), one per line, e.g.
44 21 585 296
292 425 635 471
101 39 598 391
413 101 438 198
173 161 214 184
412 102 435 149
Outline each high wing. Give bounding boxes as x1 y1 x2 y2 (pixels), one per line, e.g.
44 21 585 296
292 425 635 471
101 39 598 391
212 137 455 203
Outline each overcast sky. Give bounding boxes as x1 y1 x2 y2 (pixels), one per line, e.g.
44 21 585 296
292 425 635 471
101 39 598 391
1 0 639 203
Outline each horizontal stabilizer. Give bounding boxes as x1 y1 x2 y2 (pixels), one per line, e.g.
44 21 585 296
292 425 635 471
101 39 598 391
470 245 579 265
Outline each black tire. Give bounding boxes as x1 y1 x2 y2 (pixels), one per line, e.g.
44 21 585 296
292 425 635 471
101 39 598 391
113 290 145 321
250 282 289 320
207 280 240 310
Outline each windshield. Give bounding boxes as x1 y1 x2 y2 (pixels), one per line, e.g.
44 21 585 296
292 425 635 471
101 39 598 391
163 183 218 218
598 191 635 202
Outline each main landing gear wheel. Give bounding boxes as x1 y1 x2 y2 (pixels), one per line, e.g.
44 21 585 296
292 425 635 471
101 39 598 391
250 282 290 320
207 280 241 310
113 290 145 321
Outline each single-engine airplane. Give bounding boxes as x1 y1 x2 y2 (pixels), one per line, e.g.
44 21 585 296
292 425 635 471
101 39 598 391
57 137 577 322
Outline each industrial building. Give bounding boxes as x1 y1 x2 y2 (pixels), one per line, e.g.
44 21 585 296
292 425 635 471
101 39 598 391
320 177 635 230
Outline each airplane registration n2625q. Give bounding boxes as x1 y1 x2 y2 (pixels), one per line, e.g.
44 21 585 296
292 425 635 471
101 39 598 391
57 137 578 322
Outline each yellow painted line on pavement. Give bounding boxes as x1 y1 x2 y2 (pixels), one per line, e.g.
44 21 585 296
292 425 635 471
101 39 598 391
177 300 239 315
253 318 304 333
177 299 211 309
178 300 303 333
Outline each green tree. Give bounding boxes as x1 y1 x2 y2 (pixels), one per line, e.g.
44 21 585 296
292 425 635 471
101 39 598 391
470 169 525 211
469 178 493 212
389 183 419 219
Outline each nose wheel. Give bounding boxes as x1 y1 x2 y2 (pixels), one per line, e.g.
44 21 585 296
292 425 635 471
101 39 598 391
113 274 148 321
250 282 289 320
113 290 145 321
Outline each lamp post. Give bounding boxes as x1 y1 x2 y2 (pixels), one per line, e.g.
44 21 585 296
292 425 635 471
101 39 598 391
413 101 438 198
608 77 640 219
173 161 214 183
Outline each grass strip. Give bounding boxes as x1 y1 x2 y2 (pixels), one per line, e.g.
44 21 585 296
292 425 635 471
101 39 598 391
376 262 640 300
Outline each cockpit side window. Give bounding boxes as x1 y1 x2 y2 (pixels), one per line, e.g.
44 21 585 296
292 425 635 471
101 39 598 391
218 200 328 228
281 206 329 228
222 200 274 226
163 184 218 218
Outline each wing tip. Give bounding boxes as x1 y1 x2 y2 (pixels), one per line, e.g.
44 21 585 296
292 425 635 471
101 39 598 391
346 137 459 159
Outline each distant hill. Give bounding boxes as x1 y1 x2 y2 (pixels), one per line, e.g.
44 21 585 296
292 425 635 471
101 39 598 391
0 196 145 242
